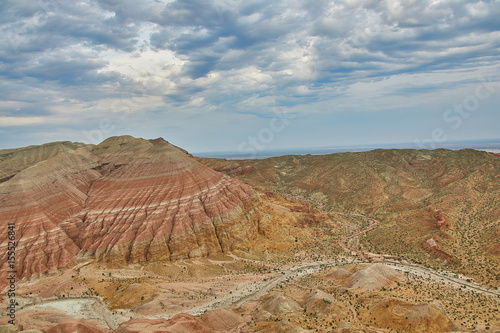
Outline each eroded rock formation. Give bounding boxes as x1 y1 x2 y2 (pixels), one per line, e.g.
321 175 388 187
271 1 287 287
0 136 261 288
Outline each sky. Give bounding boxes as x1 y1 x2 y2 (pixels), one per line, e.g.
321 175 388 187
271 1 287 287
0 0 499 154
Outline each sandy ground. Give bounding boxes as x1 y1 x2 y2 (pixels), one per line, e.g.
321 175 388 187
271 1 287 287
2 205 497 331
1 297 129 330
2 255 498 331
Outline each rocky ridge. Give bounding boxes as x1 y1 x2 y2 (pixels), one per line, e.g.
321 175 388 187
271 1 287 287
0 136 261 287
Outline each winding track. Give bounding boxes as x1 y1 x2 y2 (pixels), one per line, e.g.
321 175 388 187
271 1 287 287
13 210 499 329
199 208 500 310
163 254 499 318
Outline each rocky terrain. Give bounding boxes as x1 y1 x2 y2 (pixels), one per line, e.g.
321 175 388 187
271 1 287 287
198 149 500 288
1 138 499 332
0 136 261 288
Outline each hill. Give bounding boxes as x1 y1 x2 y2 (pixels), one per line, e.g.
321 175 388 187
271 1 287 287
1 140 499 332
198 149 500 287
0 136 261 287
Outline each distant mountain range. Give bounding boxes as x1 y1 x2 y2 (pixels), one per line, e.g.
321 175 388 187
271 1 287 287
194 139 500 159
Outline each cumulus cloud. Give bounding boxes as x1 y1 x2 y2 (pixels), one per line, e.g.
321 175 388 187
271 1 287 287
0 0 499 150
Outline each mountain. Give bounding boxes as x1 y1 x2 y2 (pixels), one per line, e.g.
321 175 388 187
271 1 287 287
1 140 499 332
0 136 261 286
198 148 500 287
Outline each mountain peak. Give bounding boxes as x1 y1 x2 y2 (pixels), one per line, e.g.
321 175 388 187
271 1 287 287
0 137 261 286
98 135 137 147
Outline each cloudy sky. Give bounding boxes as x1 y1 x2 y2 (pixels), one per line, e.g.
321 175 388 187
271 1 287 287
1 0 499 154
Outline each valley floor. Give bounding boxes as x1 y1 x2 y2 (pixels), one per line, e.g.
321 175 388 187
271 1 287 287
2 193 499 332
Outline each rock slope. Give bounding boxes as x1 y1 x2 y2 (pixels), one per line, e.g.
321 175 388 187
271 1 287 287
0 136 261 287
198 149 500 286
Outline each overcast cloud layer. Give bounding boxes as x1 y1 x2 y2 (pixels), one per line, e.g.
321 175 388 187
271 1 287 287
1 0 499 153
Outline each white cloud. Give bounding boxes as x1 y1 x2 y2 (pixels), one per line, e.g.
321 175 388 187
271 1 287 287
0 116 46 126
1 0 500 150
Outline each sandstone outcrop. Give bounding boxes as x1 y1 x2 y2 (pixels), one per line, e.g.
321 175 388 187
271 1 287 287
0 136 261 289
